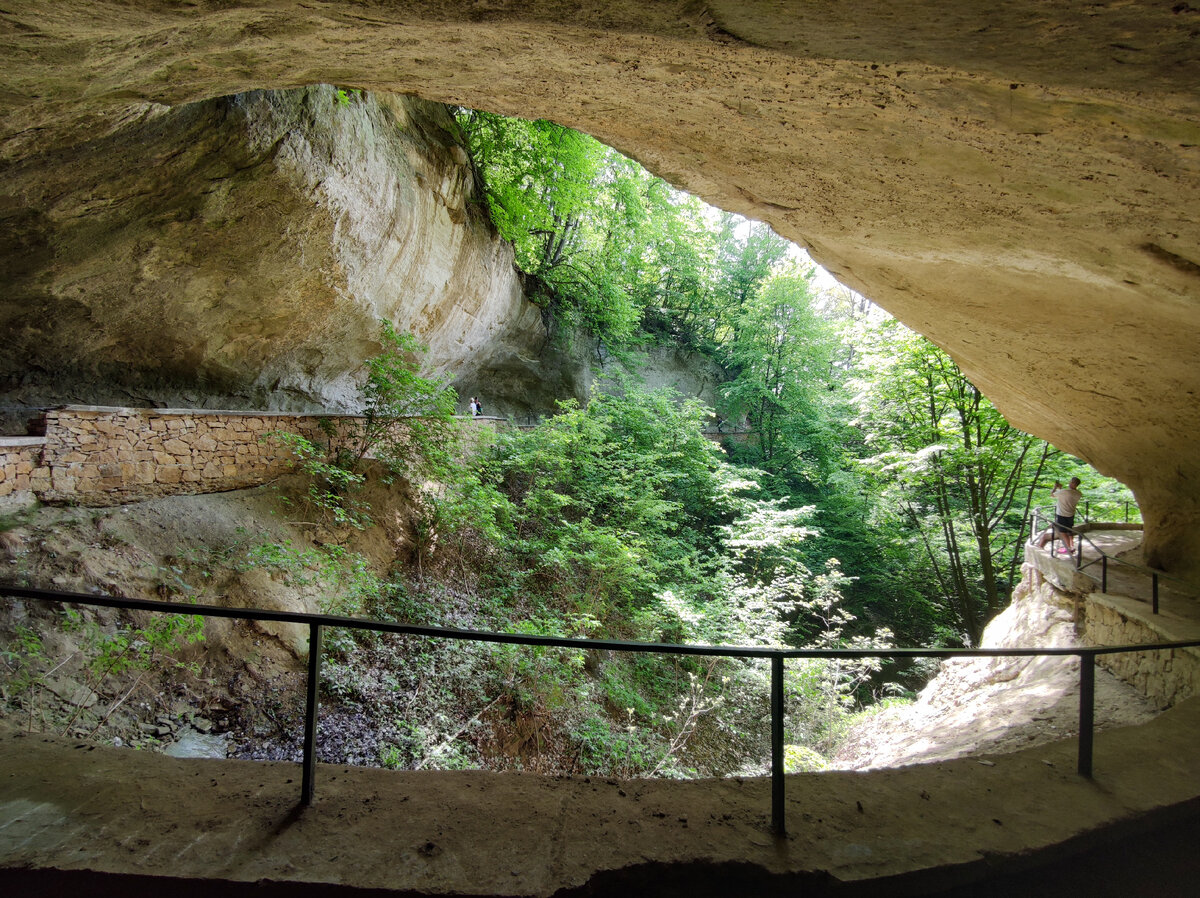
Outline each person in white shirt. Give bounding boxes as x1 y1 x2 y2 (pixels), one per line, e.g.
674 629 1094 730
1051 477 1083 554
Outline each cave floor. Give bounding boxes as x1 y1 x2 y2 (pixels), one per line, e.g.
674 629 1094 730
2 697 1200 897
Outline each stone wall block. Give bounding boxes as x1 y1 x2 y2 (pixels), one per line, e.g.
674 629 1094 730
50 470 76 492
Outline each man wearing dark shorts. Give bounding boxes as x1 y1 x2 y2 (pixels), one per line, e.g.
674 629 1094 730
1051 477 1083 555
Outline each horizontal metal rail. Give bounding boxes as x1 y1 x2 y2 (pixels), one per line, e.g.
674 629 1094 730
4 584 1200 838
1029 506 1187 613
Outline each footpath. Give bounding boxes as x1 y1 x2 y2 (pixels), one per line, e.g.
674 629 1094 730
2 694 1200 896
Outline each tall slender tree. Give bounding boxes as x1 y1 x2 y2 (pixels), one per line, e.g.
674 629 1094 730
851 323 1052 644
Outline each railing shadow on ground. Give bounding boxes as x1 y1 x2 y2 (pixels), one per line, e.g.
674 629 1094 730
1028 505 1193 614
3 584 1199 838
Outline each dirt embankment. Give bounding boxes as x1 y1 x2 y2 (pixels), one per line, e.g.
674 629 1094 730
833 571 1160 770
0 473 420 753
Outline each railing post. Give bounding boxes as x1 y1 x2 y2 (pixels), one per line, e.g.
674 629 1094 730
1152 574 1159 614
1102 555 1108 593
301 622 323 806
1077 652 1095 778
771 654 786 837
1075 537 1083 568
1124 500 1129 523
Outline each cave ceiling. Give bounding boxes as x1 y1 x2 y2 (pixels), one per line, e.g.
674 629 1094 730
0 1 1198 572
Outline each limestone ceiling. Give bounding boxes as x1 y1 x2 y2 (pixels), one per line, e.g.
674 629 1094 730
1 1 1198 572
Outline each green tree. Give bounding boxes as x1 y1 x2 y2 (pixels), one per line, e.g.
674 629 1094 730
275 322 464 534
720 263 844 484
851 322 1054 644
458 110 642 342
493 381 729 618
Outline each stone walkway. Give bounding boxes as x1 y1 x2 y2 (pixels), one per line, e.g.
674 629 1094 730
1033 527 1200 636
2 696 1200 896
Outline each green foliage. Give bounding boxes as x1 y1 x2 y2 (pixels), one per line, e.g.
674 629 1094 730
784 744 828 773
457 109 791 352
573 713 659 776
62 607 204 680
1 605 205 739
353 321 460 479
269 430 371 528
848 319 1135 644
0 624 46 700
270 321 463 540
492 381 729 618
458 110 638 342
720 263 845 483
334 87 361 107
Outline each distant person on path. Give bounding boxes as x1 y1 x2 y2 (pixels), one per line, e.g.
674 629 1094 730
1051 477 1084 555
474 397 483 417
468 397 478 416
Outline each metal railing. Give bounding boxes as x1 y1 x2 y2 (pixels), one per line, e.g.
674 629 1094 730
4 584 1199 837
1029 505 1187 614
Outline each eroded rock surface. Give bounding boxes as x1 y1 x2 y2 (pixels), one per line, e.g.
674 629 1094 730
0 85 543 414
0 1 1198 574
834 568 1159 770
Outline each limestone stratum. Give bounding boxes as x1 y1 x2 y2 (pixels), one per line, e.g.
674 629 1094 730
0 2 1197 576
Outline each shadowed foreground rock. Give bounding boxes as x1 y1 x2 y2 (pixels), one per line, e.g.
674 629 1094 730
2 698 1200 896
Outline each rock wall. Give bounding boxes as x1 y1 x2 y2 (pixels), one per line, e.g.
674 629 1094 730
1081 595 1200 710
0 86 545 415
1 2 1199 577
0 438 45 510
1021 544 1200 710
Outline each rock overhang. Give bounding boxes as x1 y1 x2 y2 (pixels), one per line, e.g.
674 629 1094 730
1 0 1198 575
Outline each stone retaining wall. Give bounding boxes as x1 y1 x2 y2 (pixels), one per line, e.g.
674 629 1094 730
1080 596 1200 709
0 406 501 507
0 436 48 509
1023 546 1200 710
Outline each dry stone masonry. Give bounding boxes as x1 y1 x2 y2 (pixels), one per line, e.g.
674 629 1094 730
0 406 500 509
1082 596 1200 710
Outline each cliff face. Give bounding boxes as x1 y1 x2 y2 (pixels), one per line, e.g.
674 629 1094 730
0 86 544 415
